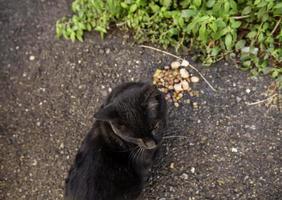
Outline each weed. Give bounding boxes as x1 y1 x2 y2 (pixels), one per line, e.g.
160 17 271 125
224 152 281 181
56 0 282 87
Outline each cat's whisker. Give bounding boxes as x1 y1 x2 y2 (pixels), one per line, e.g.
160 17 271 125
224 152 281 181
129 147 137 163
130 147 139 163
137 147 143 161
162 135 189 139
140 148 145 162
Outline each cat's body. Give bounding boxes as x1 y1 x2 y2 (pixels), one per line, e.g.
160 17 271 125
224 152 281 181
65 82 167 200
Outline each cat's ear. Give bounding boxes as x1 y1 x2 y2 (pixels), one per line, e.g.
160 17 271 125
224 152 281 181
94 104 118 121
142 84 162 117
142 84 161 101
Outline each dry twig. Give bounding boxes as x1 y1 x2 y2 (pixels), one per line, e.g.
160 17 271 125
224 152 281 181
232 15 250 19
271 17 281 35
246 94 278 106
139 45 217 92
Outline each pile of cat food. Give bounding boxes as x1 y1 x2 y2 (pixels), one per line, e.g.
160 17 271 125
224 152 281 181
153 60 200 107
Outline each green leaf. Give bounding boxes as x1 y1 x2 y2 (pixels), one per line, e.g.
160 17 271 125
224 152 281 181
181 9 197 18
235 40 246 50
160 0 172 8
95 26 107 33
120 2 128 8
273 5 282 16
70 31 76 42
62 29 69 39
149 3 160 12
272 70 279 78
211 47 220 56
194 0 201 8
274 3 282 9
209 21 217 32
258 33 264 43
224 2 230 12
231 20 241 29
225 33 233 50
242 60 251 68
257 1 267 8
199 24 207 42
254 0 261 5
242 6 252 15
129 4 138 13
220 27 230 37
77 34 83 42
56 22 63 38
247 31 257 39
206 0 215 8
86 23 92 31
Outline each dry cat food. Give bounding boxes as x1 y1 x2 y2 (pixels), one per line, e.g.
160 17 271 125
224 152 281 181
153 60 200 107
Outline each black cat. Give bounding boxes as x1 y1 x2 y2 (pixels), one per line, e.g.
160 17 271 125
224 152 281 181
65 82 167 200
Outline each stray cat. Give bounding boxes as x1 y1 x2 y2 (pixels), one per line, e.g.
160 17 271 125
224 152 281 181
65 82 167 200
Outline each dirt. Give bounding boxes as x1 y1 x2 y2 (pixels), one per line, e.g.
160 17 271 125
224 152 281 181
0 0 281 200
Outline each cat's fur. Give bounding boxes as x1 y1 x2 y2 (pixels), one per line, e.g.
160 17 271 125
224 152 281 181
65 82 167 200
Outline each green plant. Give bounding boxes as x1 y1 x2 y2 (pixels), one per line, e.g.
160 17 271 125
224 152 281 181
56 0 282 87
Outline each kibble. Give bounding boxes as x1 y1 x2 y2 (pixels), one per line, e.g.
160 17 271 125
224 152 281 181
171 61 180 69
152 60 200 107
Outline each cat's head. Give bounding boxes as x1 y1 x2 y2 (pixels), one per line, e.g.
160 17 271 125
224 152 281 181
94 83 167 150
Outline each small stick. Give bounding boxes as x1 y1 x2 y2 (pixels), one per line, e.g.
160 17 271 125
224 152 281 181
163 136 189 139
246 94 278 106
271 18 281 35
232 15 250 20
139 45 217 92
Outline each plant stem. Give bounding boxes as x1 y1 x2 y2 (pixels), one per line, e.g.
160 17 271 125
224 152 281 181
246 94 278 105
139 45 217 92
271 18 281 35
232 15 250 19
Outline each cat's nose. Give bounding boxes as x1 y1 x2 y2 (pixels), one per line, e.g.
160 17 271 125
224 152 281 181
143 139 157 149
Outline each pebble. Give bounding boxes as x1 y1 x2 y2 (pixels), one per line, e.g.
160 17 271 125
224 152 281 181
181 80 189 90
231 147 238 152
180 68 189 78
29 55 35 61
191 167 195 173
171 61 180 69
192 102 198 109
164 66 170 70
31 159 37 166
181 59 189 67
190 76 200 83
169 162 175 169
174 102 179 107
236 96 242 103
246 88 251 93
180 173 188 180
185 99 191 104
59 143 64 149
